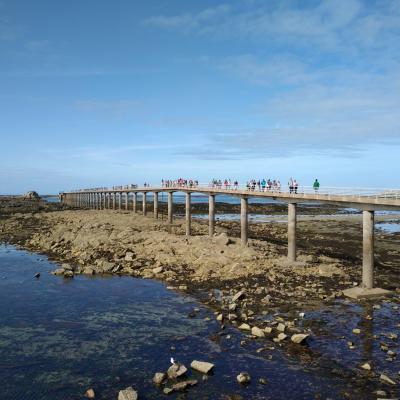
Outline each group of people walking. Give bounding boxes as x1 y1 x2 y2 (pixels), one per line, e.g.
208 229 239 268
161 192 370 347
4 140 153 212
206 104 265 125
162 178 199 188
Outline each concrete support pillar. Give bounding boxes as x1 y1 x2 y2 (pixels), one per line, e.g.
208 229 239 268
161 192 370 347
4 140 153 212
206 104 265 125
168 192 174 225
241 196 248 246
107 194 110 209
133 193 137 213
153 192 159 219
112 193 116 210
125 193 129 210
185 192 191 236
143 192 147 216
209 194 215 237
288 203 297 262
362 210 374 289
118 193 121 210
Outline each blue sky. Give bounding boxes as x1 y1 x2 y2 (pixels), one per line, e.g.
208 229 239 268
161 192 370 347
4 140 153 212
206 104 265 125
1 0 399 194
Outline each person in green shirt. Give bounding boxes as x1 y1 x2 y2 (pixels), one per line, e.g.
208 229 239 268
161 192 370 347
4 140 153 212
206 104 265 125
313 179 320 192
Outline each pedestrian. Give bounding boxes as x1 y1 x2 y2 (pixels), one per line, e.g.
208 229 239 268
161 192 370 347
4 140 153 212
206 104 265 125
313 179 320 192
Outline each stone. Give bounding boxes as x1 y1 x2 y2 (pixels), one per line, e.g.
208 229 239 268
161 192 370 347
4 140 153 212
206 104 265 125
228 303 237 311
152 266 163 274
352 328 361 335
125 251 135 261
52 268 65 275
85 388 95 398
291 334 309 344
343 287 392 299
216 313 223 321
251 326 265 338
375 390 387 397
34 272 40 278
361 362 371 371
64 270 74 278
259 378 268 385
190 360 215 374
118 387 138 400
167 363 187 379
153 372 166 385
232 290 245 302
24 191 40 199
214 233 231 246
171 379 198 391
277 333 288 341
264 327 272 334
380 374 396 385
238 323 251 331
237 372 251 384
277 323 286 332
163 388 173 395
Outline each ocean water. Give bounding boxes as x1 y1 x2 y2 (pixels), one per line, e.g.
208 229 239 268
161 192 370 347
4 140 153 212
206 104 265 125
1 245 396 399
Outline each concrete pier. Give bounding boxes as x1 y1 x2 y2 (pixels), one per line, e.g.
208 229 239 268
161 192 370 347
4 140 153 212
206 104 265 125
186 192 191 236
112 193 116 210
143 192 147 216
209 194 215 237
125 193 129 210
133 193 137 213
241 196 248 246
168 192 173 225
288 203 297 262
107 194 110 209
363 210 374 289
153 192 159 219
118 193 122 210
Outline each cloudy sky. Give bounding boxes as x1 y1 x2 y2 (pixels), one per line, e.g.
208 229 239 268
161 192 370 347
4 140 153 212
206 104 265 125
1 0 399 193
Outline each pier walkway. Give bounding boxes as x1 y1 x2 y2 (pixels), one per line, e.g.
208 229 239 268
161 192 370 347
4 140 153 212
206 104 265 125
61 185 400 299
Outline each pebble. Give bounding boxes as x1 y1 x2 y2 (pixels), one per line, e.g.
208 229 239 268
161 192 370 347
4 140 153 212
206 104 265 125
352 328 361 335
277 323 286 332
232 291 245 302
216 313 223 321
264 327 272 334
239 323 251 331
360 362 371 371
237 372 251 384
277 333 288 341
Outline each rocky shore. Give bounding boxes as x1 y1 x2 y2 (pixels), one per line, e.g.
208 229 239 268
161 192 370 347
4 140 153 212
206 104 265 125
1 197 400 398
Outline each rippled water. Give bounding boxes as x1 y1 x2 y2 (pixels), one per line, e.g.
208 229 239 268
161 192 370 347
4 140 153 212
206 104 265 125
1 245 399 399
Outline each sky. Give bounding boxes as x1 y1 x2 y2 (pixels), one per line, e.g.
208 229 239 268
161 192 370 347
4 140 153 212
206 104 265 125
0 0 399 194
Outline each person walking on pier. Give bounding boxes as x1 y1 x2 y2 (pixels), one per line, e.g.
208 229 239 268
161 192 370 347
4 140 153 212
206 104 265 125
288 177 294 193
313 179 320 192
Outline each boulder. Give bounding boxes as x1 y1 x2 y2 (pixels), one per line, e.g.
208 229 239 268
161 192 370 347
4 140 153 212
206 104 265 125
237 372 251 384
23 191 40 200
214 233 231 246
153 372 166 385
85 388 95 398
291 334 309 344
167 363 187 379
171 379 198 391
190 360 215 374
232 290 245 302
118 387 138 400
251 326 265 338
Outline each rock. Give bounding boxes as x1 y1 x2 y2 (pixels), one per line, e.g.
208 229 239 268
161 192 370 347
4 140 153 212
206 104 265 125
277 323 286 332
375 390 387 397
216 313 223 321
118 387 138 400
52 268 65 276
259 378 268 385
228 303 237 311
63 270 74 278
251 326 265 338
163 388 173 395
153 372 166 385
152 266 163 274
232 290 245 302
361 362 371 371
190 360 215 374
214 233 231 246
23 191 40 199
277 333 287 341
291 334 309 344
85 388 95 398
171 379 198 391
264 327 272 334
238 323 251 331
167 363 187 379
34 272 40 278
125 252 135 261
380 374 396 385
83 267 95 275
352 328 361 335
237 372 251 384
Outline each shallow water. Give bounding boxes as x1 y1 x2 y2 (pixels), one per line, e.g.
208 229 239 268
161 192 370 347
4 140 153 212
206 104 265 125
0 245 399 399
